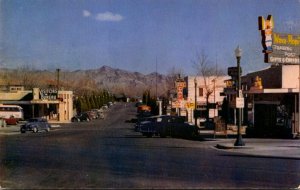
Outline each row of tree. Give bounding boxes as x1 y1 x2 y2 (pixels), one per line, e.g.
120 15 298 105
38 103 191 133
73 90 114 113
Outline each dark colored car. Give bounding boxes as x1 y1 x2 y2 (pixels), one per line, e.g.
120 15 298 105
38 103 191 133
134 111 153 132
20 118 51 133
71 112 91 122
160 117 199 139
135 115 156 132
139 115 199 139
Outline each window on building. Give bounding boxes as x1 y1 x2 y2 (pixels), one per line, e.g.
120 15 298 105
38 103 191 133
199 88 204 97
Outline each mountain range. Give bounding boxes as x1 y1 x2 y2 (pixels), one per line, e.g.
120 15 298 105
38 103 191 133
70 66 174 97
1 65 175 97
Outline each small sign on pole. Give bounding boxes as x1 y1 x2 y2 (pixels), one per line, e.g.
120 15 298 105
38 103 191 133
236 97 244 108
239 90 243 97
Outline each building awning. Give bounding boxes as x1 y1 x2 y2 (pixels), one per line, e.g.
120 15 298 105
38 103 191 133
246 88 299 94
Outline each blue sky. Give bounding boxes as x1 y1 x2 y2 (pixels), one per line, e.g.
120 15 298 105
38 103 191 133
1 0 300 75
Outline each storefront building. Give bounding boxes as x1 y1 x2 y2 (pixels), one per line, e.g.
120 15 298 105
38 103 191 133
0 86 73 123
239 65 300 138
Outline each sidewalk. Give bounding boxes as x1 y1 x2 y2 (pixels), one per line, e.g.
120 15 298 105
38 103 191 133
0 125 21 135
212 138 300 159
198 129 300 159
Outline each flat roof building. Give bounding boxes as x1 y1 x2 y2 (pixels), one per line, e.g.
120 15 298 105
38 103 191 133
0 86 73 123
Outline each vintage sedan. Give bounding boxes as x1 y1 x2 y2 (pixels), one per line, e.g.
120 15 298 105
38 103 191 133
71 112 91 122
20 118 51 133
139 115 199 139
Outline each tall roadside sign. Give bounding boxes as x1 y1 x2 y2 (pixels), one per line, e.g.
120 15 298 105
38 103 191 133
259 15 300 64
174 76 186 109
258 15 300 138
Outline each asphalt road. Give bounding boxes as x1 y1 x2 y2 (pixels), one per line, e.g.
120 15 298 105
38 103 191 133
0 102 300 189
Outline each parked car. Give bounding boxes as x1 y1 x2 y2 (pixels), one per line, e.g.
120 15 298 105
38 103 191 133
91 109 105 119
160 119 199 139
87 110 97 120
71 112 91 122
139 115 166 137
102 104 108 110
20 118 51 133
139 115 199 139
108 102 113 107
135 114 155 132
98 111 105 119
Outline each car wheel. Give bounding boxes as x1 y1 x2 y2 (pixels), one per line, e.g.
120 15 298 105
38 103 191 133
33 127 38 133
45 127 50 132
159 128 167 138
146 133 153 138
20 128 26 133
159 132 166 138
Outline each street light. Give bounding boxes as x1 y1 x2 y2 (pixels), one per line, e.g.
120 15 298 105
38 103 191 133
194 77 197 127
234 46 245 146
212 79 216 117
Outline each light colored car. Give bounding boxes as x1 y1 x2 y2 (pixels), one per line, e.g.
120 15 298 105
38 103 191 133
20 118 51 133
102 104 108 110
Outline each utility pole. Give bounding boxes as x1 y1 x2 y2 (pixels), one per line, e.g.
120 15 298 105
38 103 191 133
56 68 60 91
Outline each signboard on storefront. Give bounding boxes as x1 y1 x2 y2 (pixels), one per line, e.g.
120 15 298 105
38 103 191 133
40 89 58 100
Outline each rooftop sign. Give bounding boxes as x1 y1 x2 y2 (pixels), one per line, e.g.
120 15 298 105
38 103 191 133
258 15 300 64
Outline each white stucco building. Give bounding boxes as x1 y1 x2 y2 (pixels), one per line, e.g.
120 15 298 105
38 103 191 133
184 75 229 124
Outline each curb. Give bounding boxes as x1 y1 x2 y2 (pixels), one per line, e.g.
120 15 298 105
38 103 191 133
215 143 254 150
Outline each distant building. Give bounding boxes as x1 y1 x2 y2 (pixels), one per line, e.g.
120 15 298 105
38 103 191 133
182 76 229 125
0 86 73 123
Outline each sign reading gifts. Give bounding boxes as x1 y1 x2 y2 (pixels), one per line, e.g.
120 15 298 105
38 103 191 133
259 15 300 64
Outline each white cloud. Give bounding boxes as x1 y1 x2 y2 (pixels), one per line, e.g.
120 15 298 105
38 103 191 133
83 10 91 17
95 11 124 22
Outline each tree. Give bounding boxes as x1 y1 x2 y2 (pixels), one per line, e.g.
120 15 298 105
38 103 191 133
166 66 185 90
193 50 225 121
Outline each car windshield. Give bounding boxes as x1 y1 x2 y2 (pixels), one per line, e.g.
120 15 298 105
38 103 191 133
28 118 39 122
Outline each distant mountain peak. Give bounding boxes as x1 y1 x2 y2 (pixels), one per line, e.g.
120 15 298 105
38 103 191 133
99 65 114 72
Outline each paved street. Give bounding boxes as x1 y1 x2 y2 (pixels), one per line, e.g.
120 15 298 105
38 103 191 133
1 102 300 189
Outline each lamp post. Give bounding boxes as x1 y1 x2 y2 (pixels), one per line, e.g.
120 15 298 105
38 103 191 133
212 79 216 117
234 46 245 146
194 77 197 127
